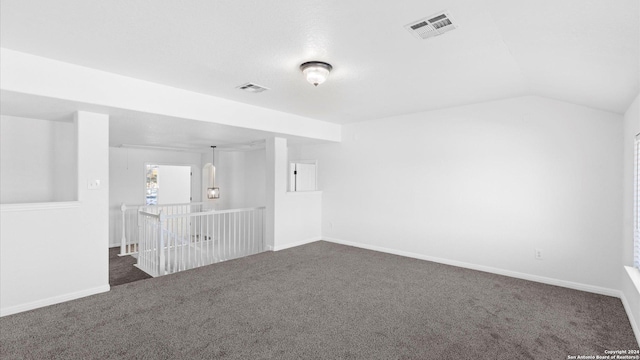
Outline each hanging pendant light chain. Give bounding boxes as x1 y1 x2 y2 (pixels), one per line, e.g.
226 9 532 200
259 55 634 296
207 145 220 200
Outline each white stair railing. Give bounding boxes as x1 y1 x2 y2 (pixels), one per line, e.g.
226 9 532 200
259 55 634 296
119 203 141 256
119 202 213 256
136 206 266 277
136 209 163 276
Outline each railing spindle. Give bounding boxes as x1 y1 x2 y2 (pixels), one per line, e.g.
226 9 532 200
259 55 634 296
136 206 265 277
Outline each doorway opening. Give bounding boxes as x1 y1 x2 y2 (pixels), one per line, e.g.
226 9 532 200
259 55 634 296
145 164 192 205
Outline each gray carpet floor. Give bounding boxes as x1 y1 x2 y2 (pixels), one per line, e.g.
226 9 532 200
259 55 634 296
1 241 637 359
109 247 152 287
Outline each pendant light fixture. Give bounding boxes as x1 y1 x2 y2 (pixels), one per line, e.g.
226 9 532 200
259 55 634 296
300 61 333 86
207 146 220 199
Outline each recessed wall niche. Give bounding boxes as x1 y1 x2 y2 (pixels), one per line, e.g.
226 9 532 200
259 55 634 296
0 114 78 204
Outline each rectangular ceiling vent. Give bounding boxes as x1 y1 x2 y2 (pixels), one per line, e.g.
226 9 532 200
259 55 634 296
236 82 269 93
405 11 457 40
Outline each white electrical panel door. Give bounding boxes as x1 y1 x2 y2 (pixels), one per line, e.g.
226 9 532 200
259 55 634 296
290 162 316 192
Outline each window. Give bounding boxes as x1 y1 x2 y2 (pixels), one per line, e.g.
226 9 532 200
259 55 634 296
635 136 640 269
145 165 159 205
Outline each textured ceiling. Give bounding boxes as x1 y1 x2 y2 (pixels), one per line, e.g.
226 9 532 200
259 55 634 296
0 0 638 126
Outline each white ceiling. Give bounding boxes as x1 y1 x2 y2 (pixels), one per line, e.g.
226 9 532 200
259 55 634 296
0 0 638 128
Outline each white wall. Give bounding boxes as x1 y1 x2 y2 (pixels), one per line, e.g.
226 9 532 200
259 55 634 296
1 115 77 203
294 96 623 292
52 117 78 202
278 192 322 250
244 149 267 208
622 93 640 341
267 138 322 251
204 149 266 210
1 111 110 316
109 147 202 247
212 151 245 210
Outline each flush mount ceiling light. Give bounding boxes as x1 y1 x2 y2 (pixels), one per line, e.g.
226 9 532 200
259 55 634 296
300 61 333 87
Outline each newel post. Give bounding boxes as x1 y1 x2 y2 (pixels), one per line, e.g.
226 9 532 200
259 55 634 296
120 203 127 255
158 210 166 276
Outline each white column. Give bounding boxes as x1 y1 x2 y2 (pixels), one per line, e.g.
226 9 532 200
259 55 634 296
76 111 110 287
265 137 287 251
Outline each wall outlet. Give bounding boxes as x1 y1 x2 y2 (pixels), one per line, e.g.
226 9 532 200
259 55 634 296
88 179 101 190
535 248 543 260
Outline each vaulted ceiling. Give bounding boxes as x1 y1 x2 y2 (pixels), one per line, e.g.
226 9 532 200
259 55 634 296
1 0 638 127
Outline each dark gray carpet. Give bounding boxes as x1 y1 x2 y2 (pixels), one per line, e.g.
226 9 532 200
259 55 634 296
109 247 152 287
1 241 637 359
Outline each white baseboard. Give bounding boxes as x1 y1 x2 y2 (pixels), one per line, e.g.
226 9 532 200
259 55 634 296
0 284 110 317
326 237 640 345
322 237 620 297
273 236 322 251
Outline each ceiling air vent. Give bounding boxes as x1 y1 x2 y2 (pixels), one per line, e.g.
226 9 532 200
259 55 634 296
236 82 269 93
405 11 457 40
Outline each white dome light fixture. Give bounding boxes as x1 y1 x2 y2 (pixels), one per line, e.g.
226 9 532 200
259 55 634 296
300 61 333 87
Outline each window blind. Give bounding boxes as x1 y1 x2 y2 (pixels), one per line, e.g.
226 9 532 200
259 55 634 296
635 136 640 269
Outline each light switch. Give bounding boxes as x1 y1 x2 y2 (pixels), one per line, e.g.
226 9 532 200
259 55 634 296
88 179 101 190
